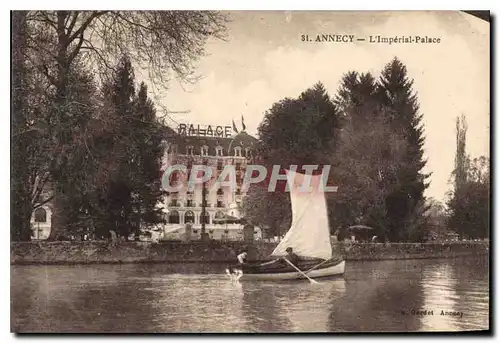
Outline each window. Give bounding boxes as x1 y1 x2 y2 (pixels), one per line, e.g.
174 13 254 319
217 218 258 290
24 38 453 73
168 144 178 154
217 188 224 196
201 145 209 156
235 188 241 195
170 171 180 185
217 200 224 208
184 210 195 224
169 210 180 224
217 161 223 171
162 212 169 223
216 146 223 157
34 208 47 223
193 230 198 234
186 200 193 207
234 146 242 157
215 211 225 224
187 145 194 155
245 148 252 159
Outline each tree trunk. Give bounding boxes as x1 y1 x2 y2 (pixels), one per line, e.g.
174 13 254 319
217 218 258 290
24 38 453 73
48 11 70 240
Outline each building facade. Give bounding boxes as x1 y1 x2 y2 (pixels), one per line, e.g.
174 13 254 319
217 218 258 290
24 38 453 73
160 127 260 241
30 205 52 240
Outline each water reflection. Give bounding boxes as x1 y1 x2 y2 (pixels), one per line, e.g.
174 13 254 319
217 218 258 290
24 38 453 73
421 263 458 331
11 265 163 332
240 280 346 332
151 275 248 332
420 257 489 331
11 258 489 333
327 260 425 332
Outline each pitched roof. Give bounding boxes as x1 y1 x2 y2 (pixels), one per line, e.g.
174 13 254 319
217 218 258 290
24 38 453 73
168 130 258 156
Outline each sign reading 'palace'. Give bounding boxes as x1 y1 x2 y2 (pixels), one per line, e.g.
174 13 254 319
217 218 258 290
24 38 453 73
178 123 233 138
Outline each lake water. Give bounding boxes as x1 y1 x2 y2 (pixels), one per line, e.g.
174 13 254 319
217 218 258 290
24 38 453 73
11 257 489 333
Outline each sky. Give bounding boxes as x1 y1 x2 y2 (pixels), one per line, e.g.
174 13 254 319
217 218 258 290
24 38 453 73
155 11 489 203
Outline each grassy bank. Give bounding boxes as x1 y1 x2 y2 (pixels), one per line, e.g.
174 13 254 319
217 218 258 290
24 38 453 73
10 240 489 265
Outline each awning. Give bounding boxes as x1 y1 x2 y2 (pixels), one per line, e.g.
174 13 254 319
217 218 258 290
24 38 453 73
213 214 241 224
346 225 374 232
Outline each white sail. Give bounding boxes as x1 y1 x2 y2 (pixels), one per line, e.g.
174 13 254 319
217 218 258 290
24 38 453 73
271 169 333 260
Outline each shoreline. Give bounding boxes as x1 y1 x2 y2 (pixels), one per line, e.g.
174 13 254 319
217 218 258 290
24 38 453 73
10 241 489 266
11 254 488 266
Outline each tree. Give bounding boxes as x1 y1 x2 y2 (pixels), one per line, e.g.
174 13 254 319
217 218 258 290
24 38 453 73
130 82 167 232
454 114 468 191
49 62 101 239
377 58 430 241
425 197 447 240
334 71 379 122
82 57 168 239
243 83 341 237
17 10 228 239
447 115 490 239
331 71 404 240
447 167 489 239
91 56 138 239
330 106 408 240
12 12 54 240
257 82 341 168
241 184 291 239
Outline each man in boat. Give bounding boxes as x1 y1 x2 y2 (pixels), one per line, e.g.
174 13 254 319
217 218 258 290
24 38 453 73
281 247 300 266
237 249 248 264
227 249 248 275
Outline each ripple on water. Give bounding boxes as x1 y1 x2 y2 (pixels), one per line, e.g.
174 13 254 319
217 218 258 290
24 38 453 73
11 258 489 333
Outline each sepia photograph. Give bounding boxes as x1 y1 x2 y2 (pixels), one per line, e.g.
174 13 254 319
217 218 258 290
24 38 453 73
10 9 490 333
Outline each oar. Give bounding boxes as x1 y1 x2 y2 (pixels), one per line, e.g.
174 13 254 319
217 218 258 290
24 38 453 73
304 258 331 273
283 258 320 285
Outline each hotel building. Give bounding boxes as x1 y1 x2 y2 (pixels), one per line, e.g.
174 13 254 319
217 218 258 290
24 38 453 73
160 125 260 241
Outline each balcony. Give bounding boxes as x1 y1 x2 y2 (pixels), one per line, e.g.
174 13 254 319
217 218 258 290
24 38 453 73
169 201 180 207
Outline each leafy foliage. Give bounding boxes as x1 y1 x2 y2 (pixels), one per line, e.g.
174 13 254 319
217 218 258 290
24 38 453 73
244 82 341 237
84 57 167 239
12 10 228 239
257 82 341 168
447 123 490 239
250 60 432 242
376 58 430 241
331 107 408 240
240 185 291 238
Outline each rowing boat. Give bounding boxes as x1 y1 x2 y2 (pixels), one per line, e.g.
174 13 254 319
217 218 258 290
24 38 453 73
227 169 345 281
